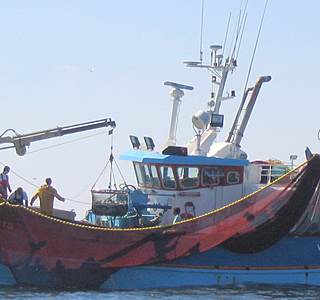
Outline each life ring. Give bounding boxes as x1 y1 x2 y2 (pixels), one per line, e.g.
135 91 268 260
180 213 194 220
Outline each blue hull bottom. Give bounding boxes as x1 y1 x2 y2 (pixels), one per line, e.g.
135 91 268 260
101 266 319 290
0 266 16 286
1 236 320 289
101 236 320 290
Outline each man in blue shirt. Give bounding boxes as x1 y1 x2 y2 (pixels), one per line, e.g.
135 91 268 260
172 207 182 223
9 187 28 206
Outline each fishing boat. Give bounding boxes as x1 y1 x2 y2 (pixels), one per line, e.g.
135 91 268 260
0 149 318 290
93 42 320 288
0 9 319 291
0 36 318 289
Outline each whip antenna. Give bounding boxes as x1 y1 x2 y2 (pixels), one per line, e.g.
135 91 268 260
243 0 269 92
199 0 205 64
222 13 231 57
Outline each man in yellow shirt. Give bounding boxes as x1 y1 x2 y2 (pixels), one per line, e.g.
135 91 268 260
30 178 65 216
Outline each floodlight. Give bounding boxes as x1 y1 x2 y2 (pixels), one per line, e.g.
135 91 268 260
129 135 140 149
144 137 155 150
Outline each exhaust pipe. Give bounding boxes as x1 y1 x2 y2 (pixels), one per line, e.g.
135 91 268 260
233 75 271 148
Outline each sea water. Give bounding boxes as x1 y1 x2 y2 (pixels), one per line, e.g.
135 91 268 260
0 285 320 300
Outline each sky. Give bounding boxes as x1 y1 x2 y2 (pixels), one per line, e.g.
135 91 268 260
0 0 319 219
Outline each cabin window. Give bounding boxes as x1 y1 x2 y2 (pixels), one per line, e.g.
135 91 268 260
178 167 199 189
141 164 152 187
133 163 144 186
160 166 176 189
150 165 160 188
260 165 289 183
227 171 240 184
202 167 224 186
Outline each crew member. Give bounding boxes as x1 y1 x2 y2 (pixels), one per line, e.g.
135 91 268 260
30 178 65 216
9 187 28 206
0 166 12 199
172 206 182 223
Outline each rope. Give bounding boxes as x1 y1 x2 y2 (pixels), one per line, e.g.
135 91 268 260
91 128 129 191
9 163 93 205
0 155 313 232
0 130 114 206
0 161 39 190
27 130 109 155
91 158 111 190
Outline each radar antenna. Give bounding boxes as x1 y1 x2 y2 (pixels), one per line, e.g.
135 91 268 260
163 82 193 148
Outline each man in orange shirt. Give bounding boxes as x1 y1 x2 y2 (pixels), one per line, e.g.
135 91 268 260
30 178 65 216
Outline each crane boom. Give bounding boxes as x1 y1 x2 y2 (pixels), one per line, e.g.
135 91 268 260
0 118 116 156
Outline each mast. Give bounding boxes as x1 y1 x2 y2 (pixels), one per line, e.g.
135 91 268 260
184 44 237 156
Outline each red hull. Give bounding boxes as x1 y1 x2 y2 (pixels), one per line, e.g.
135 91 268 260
0 155 318 289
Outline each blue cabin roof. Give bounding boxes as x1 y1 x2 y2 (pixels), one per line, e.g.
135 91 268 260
120 150 249 167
